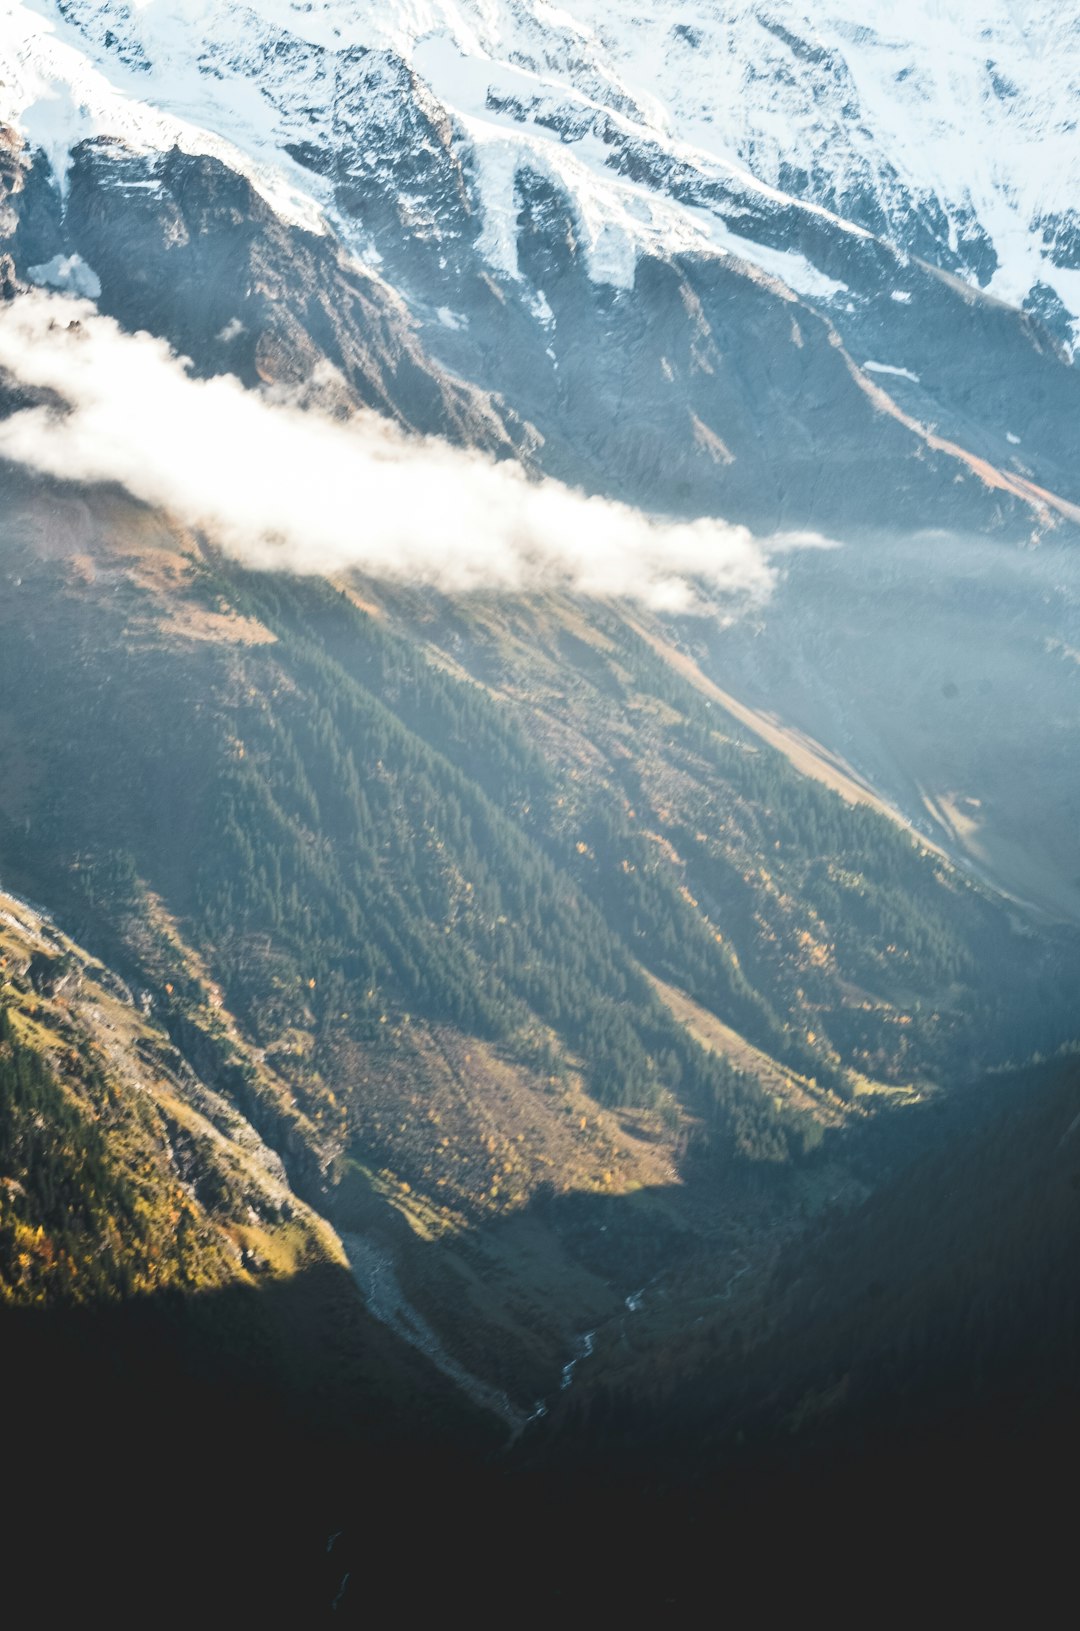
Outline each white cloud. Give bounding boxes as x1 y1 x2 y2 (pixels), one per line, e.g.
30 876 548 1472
26 253 102 300
0 290 805 612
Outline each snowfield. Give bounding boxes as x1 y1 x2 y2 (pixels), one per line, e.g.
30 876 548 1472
2 0 1079 326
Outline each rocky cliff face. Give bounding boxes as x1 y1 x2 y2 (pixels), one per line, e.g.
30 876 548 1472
62 137 531 450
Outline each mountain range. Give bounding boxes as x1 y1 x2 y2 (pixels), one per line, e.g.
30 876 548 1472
1 3 1079 1618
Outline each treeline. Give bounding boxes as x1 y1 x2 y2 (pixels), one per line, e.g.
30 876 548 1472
607 622 992 982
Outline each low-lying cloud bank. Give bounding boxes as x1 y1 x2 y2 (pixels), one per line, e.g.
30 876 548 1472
0 291 818 610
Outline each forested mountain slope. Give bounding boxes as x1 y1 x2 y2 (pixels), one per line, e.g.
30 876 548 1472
1 464 1076 1420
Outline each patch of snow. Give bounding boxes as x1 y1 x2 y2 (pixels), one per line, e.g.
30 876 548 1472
891 290 912 303
436 305 467 329
702 211 850 301
528 287 555 327
542 1 1080 323
414 29 858 293
0 1 865 301
468 135 524 279
863 359 921 383
1006 431 1021 444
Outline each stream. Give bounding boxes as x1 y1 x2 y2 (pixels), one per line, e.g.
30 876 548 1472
526 1283 650 1423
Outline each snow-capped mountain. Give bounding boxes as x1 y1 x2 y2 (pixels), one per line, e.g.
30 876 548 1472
2 0 1079 538
5 1 1080 325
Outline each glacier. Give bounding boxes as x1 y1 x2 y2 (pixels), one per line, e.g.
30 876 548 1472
3 0 1079 331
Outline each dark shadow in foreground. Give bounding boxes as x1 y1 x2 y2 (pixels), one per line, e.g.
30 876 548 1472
5 1054 1080 1620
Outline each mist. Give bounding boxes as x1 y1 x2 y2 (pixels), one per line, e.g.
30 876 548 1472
0 290 810 611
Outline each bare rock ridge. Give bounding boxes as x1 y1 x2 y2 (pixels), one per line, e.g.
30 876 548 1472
1 122 527 451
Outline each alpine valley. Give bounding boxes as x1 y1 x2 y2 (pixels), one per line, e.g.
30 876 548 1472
1 3 1079 1618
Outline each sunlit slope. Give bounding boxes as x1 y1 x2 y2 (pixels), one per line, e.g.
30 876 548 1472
2 474 1074 1181
0 885 346 1304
